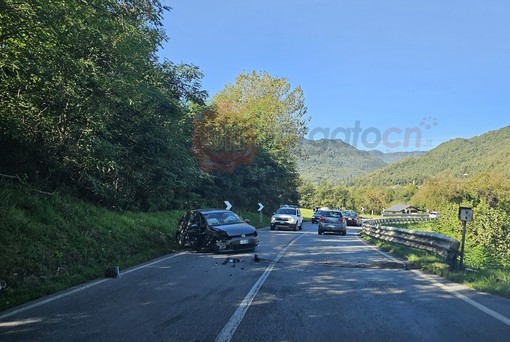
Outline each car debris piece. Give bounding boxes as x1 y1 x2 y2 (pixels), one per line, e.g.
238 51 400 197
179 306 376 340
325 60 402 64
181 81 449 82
222 257 240 265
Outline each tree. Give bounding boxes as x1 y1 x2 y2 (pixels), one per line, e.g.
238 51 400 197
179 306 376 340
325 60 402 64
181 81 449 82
298 181 316 208
0 0 207 210
211 70 309 162
190 71 309 211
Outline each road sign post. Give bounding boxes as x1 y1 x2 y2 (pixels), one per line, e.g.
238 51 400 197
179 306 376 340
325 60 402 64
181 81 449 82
458 207 473 270
258 202 264 224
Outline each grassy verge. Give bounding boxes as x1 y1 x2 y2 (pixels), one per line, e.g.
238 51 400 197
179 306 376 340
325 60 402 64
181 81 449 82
0 182 185 311
300 208 314 222
0 182 270 311
237 211 271 228
361 235 510 299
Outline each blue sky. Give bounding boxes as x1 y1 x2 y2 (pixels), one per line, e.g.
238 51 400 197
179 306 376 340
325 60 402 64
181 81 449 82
159 0 510 151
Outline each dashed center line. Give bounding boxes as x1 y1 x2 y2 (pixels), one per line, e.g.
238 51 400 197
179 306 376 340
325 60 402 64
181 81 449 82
215 233 305 342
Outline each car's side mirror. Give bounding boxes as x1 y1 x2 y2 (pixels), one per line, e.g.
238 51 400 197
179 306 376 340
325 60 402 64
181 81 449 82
244 219 251 223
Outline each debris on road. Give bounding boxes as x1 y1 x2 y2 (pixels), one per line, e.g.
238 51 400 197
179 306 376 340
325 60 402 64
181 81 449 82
105 266 120 278
222 257 240 265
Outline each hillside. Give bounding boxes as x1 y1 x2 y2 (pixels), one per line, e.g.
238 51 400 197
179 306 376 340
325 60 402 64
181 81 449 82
366 150 427 164
354 125 510 186
297 139 424 185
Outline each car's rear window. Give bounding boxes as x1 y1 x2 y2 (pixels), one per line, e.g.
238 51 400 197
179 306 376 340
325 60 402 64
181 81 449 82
324 211 343 218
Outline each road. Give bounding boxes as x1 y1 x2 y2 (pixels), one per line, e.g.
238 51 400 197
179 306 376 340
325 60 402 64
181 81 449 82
1 222 509 341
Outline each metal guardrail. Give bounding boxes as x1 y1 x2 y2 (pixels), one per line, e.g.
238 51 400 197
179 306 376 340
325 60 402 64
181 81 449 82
361 218 460 267
367 216 436 225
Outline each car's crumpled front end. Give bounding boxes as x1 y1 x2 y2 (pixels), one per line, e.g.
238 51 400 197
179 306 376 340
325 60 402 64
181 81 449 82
212 224 259 252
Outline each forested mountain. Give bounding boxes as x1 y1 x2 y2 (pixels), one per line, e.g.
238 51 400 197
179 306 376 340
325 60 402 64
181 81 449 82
297 139 424 185
366 150 427 164
354 125 510 186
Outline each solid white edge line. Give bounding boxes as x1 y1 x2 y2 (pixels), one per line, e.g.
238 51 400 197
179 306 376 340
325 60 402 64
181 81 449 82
411 270 510 327
215 234 305 342
360 238 510 327
0 252 187 321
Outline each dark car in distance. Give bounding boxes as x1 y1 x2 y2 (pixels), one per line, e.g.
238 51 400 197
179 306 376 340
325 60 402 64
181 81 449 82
176 209 259 253
318 210 347 235
342 210 362 226
311 210 326 224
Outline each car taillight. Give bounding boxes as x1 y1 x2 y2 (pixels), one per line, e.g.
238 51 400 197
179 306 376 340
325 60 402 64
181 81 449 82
319 217 325 222
339 217 345 223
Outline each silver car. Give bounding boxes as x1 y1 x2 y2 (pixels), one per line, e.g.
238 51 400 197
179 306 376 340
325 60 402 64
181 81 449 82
317 210 347 235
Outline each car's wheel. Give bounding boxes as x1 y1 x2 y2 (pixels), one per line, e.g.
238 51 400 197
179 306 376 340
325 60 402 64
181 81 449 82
270 225 275 231
342 231 347 236
318 230 323 235
176 231 186 247
293 224 298 231
299 223 303 230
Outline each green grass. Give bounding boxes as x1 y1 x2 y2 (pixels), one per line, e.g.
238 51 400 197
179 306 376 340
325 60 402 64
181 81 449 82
361 235 510 299
300 208 314 221
237 211 271 228
359 214 383 219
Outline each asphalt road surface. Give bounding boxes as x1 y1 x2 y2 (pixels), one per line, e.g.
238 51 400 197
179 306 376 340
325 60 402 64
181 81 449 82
1 222 510 341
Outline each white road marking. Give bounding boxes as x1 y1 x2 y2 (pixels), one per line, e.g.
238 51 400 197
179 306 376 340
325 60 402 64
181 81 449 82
412 270 510 327
362 239 510 327
215 234 305 342
0 252 187 321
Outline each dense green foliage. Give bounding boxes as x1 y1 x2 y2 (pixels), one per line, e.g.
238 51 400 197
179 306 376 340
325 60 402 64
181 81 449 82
0 0 206 210
194 71 309 213
415 174 510 270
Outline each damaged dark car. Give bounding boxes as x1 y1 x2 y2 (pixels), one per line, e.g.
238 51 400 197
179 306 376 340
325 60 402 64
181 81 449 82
175 209 259 253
